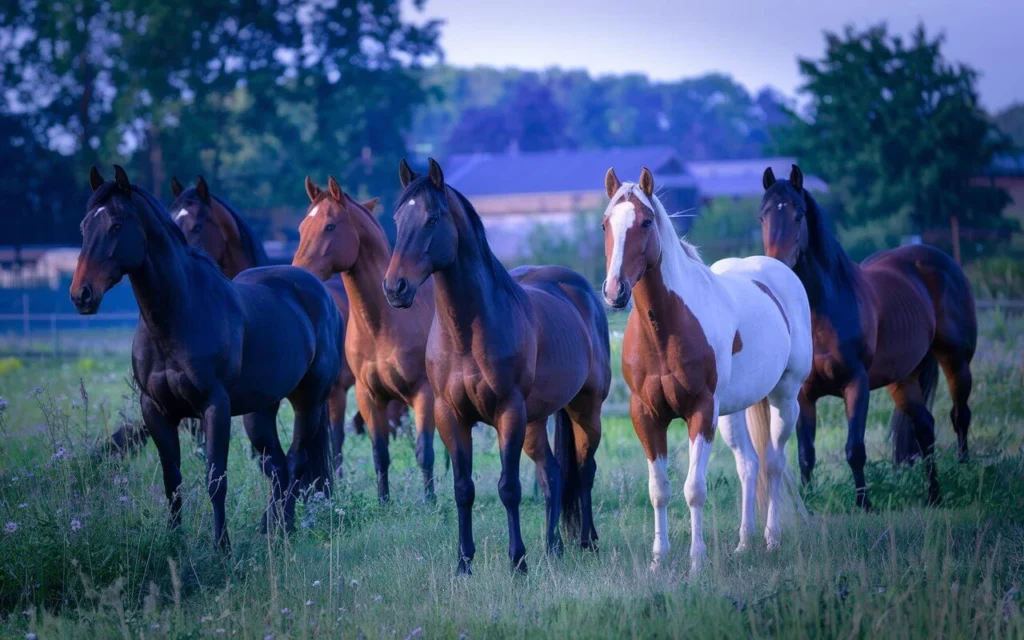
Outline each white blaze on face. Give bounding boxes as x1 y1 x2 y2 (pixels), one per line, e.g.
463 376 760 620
308 202 324 218
174 208 189 222
606 199 637 286
87 206 106 219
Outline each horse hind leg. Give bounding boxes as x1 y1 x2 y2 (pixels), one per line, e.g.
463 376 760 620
717 409 758 553
410 387 436 503
524 417 563 556
886 373 942 506
244 404 292 533
567 407 602 551
327 380 347 480
936 351 973 462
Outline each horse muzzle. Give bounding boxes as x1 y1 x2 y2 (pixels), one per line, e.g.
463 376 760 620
70 282 103 315
382 276 417 309
602 278 631 310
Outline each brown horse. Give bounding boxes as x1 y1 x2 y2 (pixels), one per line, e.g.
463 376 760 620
383 159 610 574
760 165 977 509
293 176 433 502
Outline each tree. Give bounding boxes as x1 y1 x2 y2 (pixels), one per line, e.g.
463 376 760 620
778 23 1013 254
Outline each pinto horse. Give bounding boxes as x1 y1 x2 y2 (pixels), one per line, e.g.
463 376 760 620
71 166 341 549
293 175 433 502
603 167 811 573
760 165 977 509
384 159 611 574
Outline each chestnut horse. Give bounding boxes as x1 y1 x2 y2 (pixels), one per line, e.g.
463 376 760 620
760 165 977 509
293 176 434 503
384 159 610 574
603 167 811 573
169 175 399 477
71 166 341 549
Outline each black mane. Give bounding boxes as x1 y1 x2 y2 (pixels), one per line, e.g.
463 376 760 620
398 177 525 303
213 195 269 266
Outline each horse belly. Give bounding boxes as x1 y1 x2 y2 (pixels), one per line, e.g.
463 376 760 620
525 298 591 420
232 300 317 412
864 271 936 388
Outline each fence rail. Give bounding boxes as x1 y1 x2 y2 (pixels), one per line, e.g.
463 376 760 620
1 300 1022 360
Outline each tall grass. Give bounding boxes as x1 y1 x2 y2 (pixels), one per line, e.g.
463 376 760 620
0 313 1022 638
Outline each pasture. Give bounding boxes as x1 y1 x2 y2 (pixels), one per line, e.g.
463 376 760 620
0 310 1022 638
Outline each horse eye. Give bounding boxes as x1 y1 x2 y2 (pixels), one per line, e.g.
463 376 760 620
325 223 336 232
641 219 653 228
109 223 122 234
600 222 606 231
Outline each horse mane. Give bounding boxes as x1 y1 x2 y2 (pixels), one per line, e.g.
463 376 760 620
605 182 705 265
212 195 269 266
89 182 219 268
774 184 858 287
398 177 525 303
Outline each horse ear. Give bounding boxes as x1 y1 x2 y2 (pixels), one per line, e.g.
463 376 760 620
196 175 210 202
789 164 803 192
427 157 444 189
361 197 380 213
305 176 320 202
171 176 184 198
638 166 655 198
113 165 131 193
399 159 418 188
605 167 621 199
327 175 343 202
762 166 776 190
89 166 104 192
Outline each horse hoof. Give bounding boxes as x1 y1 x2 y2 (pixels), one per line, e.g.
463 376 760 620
511 558 528 576
689 551 707 575
765 540 781 553
733 543 750 555
457 558 472 576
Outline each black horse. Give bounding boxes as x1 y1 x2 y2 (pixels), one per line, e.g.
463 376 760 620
71 165 341 549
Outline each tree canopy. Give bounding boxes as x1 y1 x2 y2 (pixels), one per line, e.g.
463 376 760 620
778 23 1014 255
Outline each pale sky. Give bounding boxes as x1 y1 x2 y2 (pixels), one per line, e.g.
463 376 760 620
405 0 1023 112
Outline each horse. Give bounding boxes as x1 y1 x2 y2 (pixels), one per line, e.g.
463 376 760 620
383 158 611 574
71 165 342 550
168 175 395 478
759 165 977 509
292 175 433 502
602 167 811 573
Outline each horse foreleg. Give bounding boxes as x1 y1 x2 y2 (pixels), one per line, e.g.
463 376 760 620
495 400 528 574
141 396 182 528
202 392 233 552
411 387 436 502
630 395 671 570
436 402 475 574
684 395 717 574
355 385 392 504
843 373 871 511
327 381 347 480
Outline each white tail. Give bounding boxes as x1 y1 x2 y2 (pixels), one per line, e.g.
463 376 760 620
746 398 808 524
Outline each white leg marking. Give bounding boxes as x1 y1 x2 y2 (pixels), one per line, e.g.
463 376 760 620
765 395 798 550
684 431 713 574
719 410 758 552
648 456 671 569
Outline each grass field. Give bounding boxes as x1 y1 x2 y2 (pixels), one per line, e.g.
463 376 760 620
0 312 1022 638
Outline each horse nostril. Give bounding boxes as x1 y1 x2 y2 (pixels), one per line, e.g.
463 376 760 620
616 280 626 299
79 285 93 304
395 278 408 295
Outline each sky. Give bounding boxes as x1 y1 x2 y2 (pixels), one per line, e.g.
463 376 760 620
404 0 1023 112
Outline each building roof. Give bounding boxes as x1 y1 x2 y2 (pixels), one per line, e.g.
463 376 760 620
982 152 1024 177
687 157 829 198
444 146 697 197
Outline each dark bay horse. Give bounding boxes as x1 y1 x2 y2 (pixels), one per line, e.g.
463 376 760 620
169 175 390 477
71 166 341 549
760 165 977 509
383 159 611 574
292 175 432 502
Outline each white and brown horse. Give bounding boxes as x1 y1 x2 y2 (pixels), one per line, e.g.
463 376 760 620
602 167 811 573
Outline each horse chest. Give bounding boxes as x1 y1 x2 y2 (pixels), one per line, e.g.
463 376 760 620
807 308 872 391
624 325 717 422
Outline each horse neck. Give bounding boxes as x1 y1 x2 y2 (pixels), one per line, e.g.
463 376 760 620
793 221 862 311
340 217 395 334
212 199 260 278
431 221 520 346
631 241 715 344
128 209 197 337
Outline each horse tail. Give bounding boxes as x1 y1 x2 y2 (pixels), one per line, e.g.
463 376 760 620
554 408 582 542
748 398 807 523
891 352 939 465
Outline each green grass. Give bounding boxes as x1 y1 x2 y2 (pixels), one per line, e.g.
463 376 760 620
0 313 1022 638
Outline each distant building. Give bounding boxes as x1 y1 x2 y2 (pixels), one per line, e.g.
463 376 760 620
972 152 1024 220
444 147 700 260
443 148 827 260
